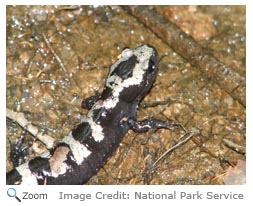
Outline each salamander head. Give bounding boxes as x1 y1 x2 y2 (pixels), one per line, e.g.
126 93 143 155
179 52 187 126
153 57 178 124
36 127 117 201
103 45 159 104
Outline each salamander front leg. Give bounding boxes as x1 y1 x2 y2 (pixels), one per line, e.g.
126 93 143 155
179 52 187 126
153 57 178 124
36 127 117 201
128 117 194 168
81 95 98 110
128 118 186 133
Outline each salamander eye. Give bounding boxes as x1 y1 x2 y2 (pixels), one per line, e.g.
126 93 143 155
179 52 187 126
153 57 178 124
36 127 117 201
147 57 157 73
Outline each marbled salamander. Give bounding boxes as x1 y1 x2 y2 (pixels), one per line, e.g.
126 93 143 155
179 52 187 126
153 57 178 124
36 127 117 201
7 45 181 185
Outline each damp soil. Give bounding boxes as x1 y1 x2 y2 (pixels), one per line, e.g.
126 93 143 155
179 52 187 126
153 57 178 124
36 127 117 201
6 5 245 185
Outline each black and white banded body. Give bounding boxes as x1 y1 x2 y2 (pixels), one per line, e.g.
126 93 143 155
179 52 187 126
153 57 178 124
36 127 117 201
7 45 180 185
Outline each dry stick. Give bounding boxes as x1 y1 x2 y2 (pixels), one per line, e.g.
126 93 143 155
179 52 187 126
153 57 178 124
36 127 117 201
41 33 82 92
42 32 68 73
223 138 246 155
152 131 195 168
6 108 55 149
122 6 245 108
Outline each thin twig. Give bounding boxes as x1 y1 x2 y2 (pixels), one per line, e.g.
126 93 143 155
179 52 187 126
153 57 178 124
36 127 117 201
42 32 68 73
42 32 82 92
223 138 246 155
6 108 55 149
152 130 195 168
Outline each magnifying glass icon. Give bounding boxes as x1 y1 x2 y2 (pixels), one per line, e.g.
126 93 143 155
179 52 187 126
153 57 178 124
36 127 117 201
7 188 21 202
